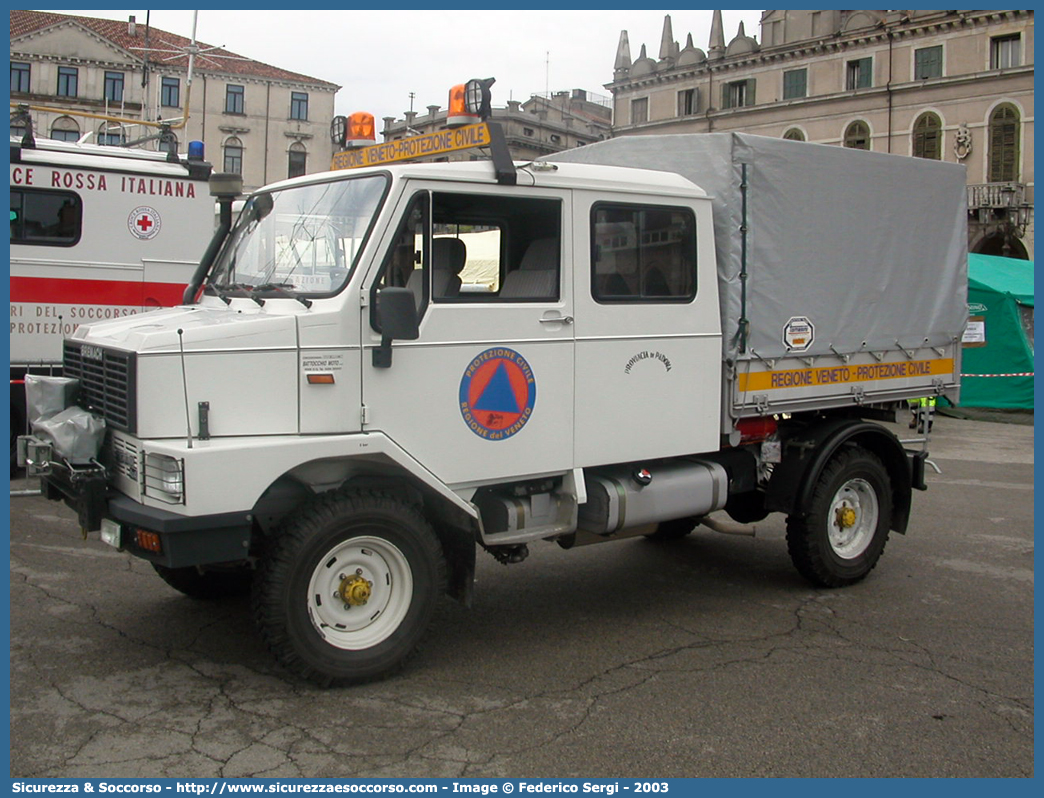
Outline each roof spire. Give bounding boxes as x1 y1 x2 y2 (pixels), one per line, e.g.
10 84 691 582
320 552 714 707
614 29 632 72
659 14 675 60
708 9 725 59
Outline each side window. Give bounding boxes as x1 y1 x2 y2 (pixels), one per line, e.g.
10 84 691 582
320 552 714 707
431 192 561 302
10 188 82 246
372 193 429 330
591 204 696 303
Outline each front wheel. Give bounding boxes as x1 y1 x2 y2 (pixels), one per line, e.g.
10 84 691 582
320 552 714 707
252 489 445 687
786 446 893 588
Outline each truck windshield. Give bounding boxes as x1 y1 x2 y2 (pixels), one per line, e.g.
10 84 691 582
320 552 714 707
207 174 388 298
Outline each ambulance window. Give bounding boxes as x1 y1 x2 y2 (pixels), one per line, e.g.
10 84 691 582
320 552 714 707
591 203 696 303
10 188 82 246
431 192 561 302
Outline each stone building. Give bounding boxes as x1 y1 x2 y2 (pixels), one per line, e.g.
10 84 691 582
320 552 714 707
380 89 612 162
10 10 339 192
608 10 1034 259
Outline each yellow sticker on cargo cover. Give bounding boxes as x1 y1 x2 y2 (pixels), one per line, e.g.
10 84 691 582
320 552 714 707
736 358 955 393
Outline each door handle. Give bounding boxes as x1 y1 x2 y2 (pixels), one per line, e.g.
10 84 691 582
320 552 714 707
539 315 573 325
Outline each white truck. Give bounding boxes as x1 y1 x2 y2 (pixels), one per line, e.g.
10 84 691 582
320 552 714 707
9 132 215 469
23 130 968 687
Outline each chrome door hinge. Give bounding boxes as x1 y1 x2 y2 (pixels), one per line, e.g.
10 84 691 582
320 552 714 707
360 404 370 426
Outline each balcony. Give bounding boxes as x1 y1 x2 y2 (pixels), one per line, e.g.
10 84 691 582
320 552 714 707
968 182 1026 210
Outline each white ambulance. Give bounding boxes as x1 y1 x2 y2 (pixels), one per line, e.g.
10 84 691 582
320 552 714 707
9 134 214 467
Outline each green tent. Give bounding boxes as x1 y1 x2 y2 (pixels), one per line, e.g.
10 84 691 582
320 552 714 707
961 254 1034 408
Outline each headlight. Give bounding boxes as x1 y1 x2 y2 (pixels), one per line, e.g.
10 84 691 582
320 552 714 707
143 453 185 503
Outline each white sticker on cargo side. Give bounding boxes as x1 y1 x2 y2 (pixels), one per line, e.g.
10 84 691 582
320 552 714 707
783 316 814 352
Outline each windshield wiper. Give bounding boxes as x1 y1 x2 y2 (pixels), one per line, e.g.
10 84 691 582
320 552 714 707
253 282 313 308
202 283 232 305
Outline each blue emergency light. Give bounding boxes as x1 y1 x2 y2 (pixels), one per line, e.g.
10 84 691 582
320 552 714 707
187 140 205 161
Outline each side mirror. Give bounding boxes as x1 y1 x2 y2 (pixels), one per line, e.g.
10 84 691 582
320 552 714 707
373 286 420 368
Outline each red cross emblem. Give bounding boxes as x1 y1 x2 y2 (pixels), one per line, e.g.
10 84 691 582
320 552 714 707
128 206 161 239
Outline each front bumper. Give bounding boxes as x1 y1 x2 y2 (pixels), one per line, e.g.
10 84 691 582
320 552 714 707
32 447 252 568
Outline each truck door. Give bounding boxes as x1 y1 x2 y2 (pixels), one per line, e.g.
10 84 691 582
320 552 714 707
362 183 574 487
571 191 721 466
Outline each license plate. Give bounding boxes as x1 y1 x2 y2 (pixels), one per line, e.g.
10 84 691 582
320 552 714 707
100 518 122 549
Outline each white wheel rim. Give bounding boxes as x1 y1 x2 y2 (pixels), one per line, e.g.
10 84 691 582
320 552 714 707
306 535 413 650
827 478 879 559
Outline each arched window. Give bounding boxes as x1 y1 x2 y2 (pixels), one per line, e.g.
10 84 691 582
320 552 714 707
50 116 80 142
844 121 870 150
988 104 1020 183
783 128 806 142
912 113 942 160
288 142 307 178
223 137 243 174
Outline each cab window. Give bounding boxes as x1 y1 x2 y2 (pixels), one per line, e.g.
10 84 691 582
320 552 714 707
591 203 696 303
431 192 561 302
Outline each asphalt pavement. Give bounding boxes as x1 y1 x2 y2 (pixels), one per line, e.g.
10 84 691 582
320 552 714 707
7 413 1034 778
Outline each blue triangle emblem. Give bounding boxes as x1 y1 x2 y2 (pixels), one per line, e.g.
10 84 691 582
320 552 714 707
473 362 520 413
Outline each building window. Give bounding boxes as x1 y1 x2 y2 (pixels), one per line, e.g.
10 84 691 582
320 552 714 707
591 204 696 303
914 46 943 80
783 69 807 100
57 66 78 98
678 88 698 116
104 71 125 102
523 127 534 136
50 116 80 142
631 97 648 125
722 79 756 109
912 113 942 160
288 143 307 178
550 134 561 144
97 124 126 147
990 34 1021 69
988 104 1020 183
844 120 870 150
223 137 244 174
225 84 245 114
846 57 872 90
11 61 30 93
290 91 309 121
161 77 180 108
783 128 806 142
10 188 82 246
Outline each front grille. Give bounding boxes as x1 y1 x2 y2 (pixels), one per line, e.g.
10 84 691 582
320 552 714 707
109 435 140 482
64 341 137 433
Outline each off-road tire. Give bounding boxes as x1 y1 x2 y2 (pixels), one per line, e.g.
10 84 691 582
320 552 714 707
252 489 445 687
786 446 892 588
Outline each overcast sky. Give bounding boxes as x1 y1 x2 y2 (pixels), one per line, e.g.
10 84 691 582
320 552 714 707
53 9 762 126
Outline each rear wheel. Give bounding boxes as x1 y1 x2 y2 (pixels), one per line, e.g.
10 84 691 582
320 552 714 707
252 489 445 687
786 446 892 587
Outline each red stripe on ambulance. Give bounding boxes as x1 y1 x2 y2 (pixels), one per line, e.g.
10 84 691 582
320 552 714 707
10 276 186 307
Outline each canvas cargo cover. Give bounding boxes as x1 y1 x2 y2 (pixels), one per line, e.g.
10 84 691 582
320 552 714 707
548 133 969 365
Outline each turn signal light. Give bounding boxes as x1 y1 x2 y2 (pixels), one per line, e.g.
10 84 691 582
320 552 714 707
136 529 162 553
